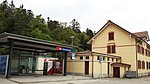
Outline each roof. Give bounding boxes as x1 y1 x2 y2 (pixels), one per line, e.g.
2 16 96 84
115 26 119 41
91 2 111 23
0 32 73 52
74 51 121 59
133 31 149 40
87 20 149 44
111 62 131 67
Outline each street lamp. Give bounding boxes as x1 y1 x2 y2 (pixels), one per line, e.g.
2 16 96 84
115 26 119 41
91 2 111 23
70 36 74 79
70 36 74 46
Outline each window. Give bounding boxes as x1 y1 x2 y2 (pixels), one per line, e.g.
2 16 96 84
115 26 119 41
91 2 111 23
107 45 116 53
86 56 89 59
116 59 118 62
112 58 114 61
142 61 145 69
97 56 100 60
138 60 141 69
80 56 83 60
103 57 105 61
107 57 109 61
108 32 114 40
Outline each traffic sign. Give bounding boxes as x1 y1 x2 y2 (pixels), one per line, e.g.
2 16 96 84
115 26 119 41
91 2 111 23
100 56 103 62
72 53 75 59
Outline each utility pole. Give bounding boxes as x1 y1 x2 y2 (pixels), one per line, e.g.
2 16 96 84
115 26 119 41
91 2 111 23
70 36 74 79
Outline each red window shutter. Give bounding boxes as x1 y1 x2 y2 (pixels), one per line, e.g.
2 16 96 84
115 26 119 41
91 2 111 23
147 62 149 69
140 47 142 54
112 45 116 53
108 32 114 40
149 62 150 69
107 46 111 53
145 49 148 56
142 61 145 69
137 45 140 53
138 60 141 69
142 47 144 55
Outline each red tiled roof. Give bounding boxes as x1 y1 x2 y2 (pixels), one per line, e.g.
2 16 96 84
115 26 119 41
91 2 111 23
111 62 131 67
132 31 149 39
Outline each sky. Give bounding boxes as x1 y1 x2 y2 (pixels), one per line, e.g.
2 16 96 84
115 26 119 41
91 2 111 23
3 0 150 33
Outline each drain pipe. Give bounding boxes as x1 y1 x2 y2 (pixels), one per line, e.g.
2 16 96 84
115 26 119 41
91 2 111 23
135 41 138 77
91 52 94 78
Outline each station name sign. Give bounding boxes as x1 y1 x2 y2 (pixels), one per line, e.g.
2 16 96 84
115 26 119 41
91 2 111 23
56 46 72 52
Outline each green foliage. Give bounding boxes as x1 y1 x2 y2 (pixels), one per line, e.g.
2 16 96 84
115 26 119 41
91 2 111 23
0 0 94 51
31 28 52 41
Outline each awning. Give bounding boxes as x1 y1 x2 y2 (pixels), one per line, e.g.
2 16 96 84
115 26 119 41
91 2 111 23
111 62 131 67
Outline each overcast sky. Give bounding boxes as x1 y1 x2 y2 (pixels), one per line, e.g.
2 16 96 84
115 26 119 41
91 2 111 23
4 0 150 33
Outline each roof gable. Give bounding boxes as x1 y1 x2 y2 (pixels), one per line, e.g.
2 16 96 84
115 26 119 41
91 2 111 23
87 20 143 44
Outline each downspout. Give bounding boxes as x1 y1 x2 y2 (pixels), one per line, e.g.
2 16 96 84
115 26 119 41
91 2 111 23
91 52 94 78
135 41 138 77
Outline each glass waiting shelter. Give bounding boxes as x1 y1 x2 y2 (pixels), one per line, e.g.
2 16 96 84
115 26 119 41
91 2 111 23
0 32 73 78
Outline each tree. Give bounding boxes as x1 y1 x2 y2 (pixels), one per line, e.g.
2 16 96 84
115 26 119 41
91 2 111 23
78 32 91 51
30 28 52 41
70 19 81 33
0 0 93 51
47 17 60 31
86 28 94 39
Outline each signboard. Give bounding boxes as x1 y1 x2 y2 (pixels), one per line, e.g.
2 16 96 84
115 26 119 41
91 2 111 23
56 46 72 52
62 48 72 52
56 46 62 50
72 53 75 60
0 55 8 75
99 56 103 63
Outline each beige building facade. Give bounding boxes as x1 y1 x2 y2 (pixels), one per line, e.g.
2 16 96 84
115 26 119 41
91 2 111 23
67 20 150 78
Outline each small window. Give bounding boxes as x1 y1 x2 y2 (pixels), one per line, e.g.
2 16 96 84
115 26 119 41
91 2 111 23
86 56 89 59
112 58 114 61
107 57 109 61
103 57 105 61
116 59 118 62
108 32 114 40
80 56 83 60
97 56 100 60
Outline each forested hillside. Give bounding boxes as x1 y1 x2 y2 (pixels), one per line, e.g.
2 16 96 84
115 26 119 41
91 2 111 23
0 0 94 51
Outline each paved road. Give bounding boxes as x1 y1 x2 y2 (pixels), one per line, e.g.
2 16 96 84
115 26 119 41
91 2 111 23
1 76 150 84
31 77 150 84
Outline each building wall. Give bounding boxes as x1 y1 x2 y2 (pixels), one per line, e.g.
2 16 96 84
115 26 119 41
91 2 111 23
92 24 137 71
137 41 150 77
67 55 120 78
